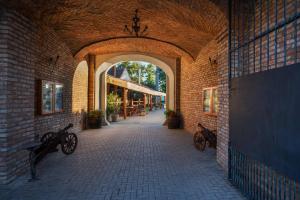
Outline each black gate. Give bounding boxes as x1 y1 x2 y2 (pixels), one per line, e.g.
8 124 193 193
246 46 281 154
228 0 300 199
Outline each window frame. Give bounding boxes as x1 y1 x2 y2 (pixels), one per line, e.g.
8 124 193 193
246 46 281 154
202 86 218 116
37 80 64 115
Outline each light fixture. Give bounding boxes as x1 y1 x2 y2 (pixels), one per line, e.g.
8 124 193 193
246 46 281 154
209 57 217 67
124 9 148 37
49 55 60 73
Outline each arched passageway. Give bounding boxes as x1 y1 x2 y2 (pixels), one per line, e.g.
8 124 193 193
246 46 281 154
94 54 175 123
0 0 231 188
1 1 300 199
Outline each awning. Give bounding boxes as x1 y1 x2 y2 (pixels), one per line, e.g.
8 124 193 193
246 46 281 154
107 75 166 97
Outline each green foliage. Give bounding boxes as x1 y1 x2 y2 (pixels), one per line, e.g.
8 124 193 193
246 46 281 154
145 106 150 113
107 92 121 115
157 68 166 93
164 109 175 118
118 61 140 83
88 110 103 118
116 61 166 91
144 64 156 89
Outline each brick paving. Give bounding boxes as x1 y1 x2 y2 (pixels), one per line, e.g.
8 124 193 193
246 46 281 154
0 110 244 200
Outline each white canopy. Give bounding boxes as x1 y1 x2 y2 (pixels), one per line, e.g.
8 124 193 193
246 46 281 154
107 75 166 97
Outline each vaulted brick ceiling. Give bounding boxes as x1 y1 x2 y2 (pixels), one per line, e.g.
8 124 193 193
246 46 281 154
2 0 227 60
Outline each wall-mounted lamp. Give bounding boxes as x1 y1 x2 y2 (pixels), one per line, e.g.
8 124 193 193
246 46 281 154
209 57 217 67
49 55 60 73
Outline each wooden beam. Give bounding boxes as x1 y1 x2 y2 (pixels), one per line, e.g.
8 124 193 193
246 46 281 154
107 75 166 97
143 94 147 110
88 54 95 112
159 96 162 109
175 57 181 113
149 95 153 111
107 83 110 94
123 88 128 119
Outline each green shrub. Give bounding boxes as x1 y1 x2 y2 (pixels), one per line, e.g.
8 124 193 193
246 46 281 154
164 109 175 118
88 110 103 118
107 92 121 115
145 106 150 113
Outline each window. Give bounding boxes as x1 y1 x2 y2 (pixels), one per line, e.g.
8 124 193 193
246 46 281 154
42 81 54 114
37 80 64 115
55 84 63 112
203 87 218 115
203 89 212 113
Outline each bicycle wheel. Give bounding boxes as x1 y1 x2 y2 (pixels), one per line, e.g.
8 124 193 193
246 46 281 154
193 131 206 151
61 133 78 155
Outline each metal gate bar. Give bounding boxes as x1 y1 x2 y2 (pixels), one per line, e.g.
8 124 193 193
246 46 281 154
229 146 299 200
295 0 298 64
229 0 300 79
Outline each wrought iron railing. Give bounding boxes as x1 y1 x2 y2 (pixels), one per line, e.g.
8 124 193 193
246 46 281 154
229 146 300 200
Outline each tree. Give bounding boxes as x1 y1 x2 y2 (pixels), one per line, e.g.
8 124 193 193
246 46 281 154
117 61 143 83
143 64 156 89
116 61 166 92
157 68 166 93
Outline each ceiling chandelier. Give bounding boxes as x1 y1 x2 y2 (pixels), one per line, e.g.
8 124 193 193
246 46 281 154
124 9 148 37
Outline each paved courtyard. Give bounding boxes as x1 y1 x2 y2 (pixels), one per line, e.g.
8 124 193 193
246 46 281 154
1 110 244 200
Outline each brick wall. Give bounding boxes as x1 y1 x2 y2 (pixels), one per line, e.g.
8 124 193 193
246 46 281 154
175 57 181 113
72 60 88 113
180 36 230 172
180 40 219 134
216 29 229 171
0 8 9 184
0 10 36 184
0 9 82 184
33 26 81 135
231 0 300 78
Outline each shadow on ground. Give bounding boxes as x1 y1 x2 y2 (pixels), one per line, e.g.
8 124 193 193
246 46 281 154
0 110 244 200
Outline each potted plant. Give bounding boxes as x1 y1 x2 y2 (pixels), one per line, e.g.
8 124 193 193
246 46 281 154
107 92 121 122
87 110 103 129
111 95 121 122
163 109 172 126
145 106 150 113
166 110 180 129
106 93 115 122
164 109 172 118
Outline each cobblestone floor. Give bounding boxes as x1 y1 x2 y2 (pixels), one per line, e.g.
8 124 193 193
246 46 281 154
1 110 245 200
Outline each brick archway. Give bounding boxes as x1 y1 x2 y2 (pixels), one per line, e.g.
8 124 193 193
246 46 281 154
0 0 232 184
72 60 88 113
74 37 194 62
94 54 175 123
